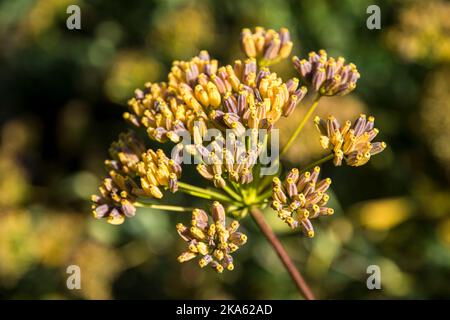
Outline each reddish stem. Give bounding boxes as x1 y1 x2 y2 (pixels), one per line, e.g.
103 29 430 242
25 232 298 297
250 207 315 300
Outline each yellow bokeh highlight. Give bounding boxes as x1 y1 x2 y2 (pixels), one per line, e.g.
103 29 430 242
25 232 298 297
437 218 450 248
104 51 162 104
356 197 413 231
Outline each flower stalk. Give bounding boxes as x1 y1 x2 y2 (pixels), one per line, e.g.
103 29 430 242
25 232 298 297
250 207 315 300
134 202 193 212
222 184 244 202
177 181 236 204
300 153 334 173
280 95 321 158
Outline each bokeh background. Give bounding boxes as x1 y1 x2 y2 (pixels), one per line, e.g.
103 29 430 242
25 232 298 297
1 0 449 299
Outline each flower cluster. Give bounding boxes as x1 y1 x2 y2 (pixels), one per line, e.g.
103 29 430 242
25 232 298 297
241 27 293 65
91 171 138 225
92 132 182 224
271 167 333 237
314 114 387 166
92 132 146 225
122 48 307 193
195 134 260 186
293 50 360 96
104 131 146 175
125 50 307 147
123 51 216 143
136 149 182 198
125 82 203 144
176 202 247 273
90 26 387 276
207 59 307 131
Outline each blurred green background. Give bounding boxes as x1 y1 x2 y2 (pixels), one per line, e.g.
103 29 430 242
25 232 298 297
1 0 449 299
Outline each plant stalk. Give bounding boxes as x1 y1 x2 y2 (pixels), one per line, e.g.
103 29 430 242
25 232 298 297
177 181 235 204
250 207 315 300
280 95 321 157
135 202 193 212
222 184 243 202
300 153 334 173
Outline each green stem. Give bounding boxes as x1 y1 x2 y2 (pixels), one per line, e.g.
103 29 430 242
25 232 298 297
300 153 334 173
135 202 193 212
230 180 241 194
177 181 235 204
258 57 283 68
257 165 281 193
222 184 243 202
280 95 321 158
177 188 216 201
256 188 273 204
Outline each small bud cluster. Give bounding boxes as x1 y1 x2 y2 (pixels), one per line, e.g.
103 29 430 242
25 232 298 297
176 202 247 273
241 27 293 65
92 132 182 224
293 50 360 96
271 167 333 237
195 134 260 187
314 114 387 166
91 171 138 225
105 131 146 175
137 149 182 198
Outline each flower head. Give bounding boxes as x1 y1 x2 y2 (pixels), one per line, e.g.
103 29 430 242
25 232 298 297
241 27 293 65
207 59 307 132
88 26 387 286
91 130 183 223
136 149 182 198
92 133 147 225
168 50 218 89
176 201 247 273
105 131 146 175
91 171 138 225
293 50 360 96
124 52 215 143
271 167 333 237
91 148 182 224
314 114 387 166
125 49 306 146
195 133 260 187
